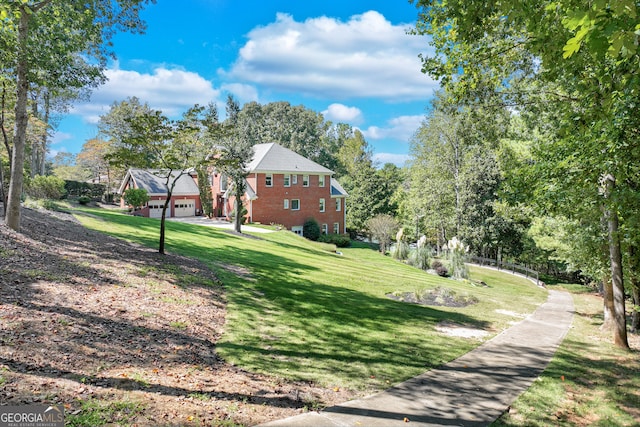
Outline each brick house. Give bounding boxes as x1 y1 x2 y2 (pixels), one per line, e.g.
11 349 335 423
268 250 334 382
211 143 348 235
118 168 201 218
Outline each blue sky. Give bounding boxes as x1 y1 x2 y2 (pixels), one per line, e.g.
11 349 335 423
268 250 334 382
53 0 438 166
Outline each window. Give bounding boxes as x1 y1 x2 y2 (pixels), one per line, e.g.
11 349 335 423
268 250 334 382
284 174 291 187
291 199 300 210
333 223 340 234
292 226 303 236
336 198 341 211
265 174 273 187
220 173 227 191
283 199 289 209
292 174 298 185
319 175 325 187
322 224 328 235
319 198 325 212
303 175 309 187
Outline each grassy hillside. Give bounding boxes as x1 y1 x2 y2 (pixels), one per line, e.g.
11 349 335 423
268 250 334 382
75 207 546 392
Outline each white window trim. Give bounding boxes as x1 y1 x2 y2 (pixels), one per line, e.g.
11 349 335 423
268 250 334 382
291 199 300 211
319 198 325 212
284 199 289 209
333 223 340 234
319 175 325 187
265 173 273 187
284 174 291 187
292 174 298 185
336 198 341 212
322 224 328 235
303 175 309 187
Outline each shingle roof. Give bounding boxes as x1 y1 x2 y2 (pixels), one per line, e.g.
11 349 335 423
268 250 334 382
121 169 199 196
330 178 348 197
247 143 334 174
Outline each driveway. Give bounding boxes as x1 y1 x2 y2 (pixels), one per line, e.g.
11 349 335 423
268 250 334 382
166 216 275 233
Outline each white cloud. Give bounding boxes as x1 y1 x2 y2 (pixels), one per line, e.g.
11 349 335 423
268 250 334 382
51 131 73 145
227 11 437 100
322 103 363 123
373 152 410 167
361 114 423 142
221 83 260 104
72 67 221 121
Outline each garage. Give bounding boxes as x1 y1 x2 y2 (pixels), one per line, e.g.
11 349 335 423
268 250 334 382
148 200 167 218
174 198 196 217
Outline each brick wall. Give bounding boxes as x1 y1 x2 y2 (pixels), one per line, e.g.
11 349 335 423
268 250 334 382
249 172 345 233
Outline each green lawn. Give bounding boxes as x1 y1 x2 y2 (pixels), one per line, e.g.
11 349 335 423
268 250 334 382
493 286 640 426
74 207 546 392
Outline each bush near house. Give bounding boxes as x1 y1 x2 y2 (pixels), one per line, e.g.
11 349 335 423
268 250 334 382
318 233 351 247
303 218 321 241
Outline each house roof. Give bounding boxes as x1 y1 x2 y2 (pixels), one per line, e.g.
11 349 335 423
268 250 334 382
119 168 199 196
247 143 334 175
330 178 348 197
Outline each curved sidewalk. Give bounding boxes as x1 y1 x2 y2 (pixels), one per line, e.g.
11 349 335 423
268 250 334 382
261 290 574 427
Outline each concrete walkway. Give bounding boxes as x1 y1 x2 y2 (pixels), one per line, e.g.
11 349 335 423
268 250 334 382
261 290 574 427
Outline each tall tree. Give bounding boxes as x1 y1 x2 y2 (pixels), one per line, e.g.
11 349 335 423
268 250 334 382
412 0 638 348
108 106 207 254
0 0 152 231
210 95 254 233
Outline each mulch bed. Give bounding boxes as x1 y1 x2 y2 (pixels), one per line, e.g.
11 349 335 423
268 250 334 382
0 205 356 426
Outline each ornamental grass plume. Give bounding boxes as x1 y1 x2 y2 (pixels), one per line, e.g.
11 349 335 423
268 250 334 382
392 228 410 260
410 234 430 270
445 236 469 279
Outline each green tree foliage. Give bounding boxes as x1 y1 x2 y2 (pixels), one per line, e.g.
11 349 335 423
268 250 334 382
235 101 334 168
123 188 149 211
1 0 153 232
50 152 91 182
107 104 208 254
412 0 639 348
26 174 65 200
208 95 254 233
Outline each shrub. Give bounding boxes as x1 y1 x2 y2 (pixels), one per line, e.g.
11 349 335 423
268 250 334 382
26 175 66 200
77 196 91 205
303 218 321 241
318 233 351 247
366 214 398 254
431 260 449 277
64 180 105 198
392 241 410 260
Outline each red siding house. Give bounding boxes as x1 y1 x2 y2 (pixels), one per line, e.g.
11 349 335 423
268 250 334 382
118 169 201 218
211 143 348 235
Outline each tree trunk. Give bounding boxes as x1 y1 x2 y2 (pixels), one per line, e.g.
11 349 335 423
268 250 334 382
631 285 640 333
629 244 640 333
5 8 30 231
234 187 242 233
603 175 629 349
601 274 615 331
159 196 169 255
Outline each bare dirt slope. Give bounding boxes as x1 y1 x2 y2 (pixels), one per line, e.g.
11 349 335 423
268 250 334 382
0 206 355 426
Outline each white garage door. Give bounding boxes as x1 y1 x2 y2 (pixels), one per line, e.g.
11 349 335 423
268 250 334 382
174 199 195 217
148 200 167 218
